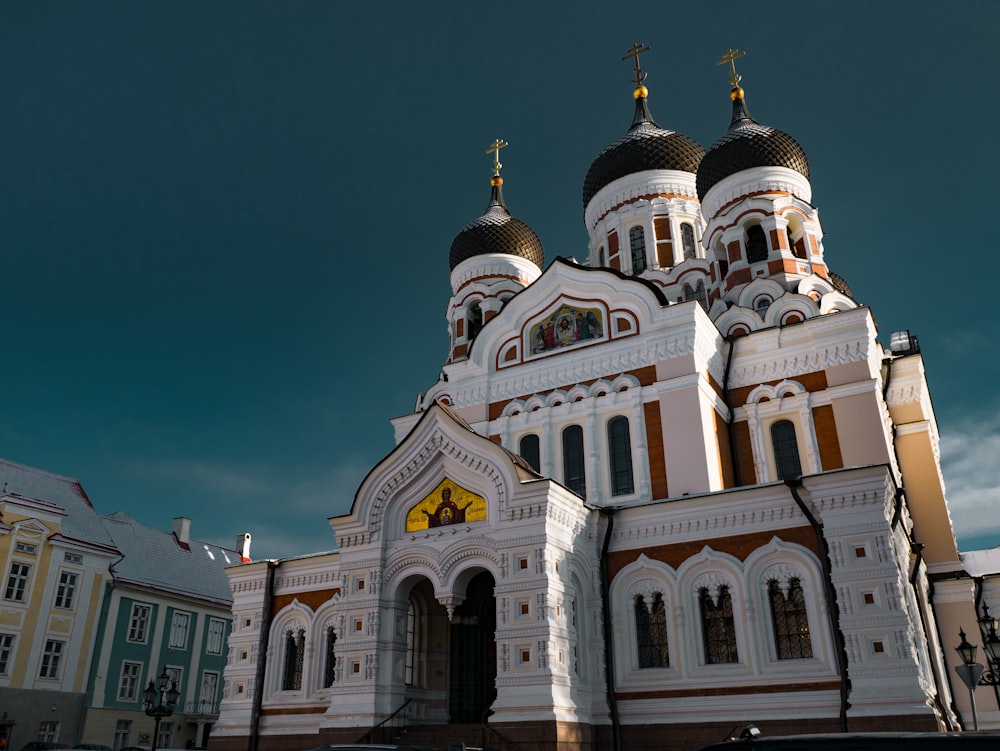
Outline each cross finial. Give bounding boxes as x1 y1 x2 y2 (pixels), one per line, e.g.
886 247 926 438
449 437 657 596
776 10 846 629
622 42 650 88
486 138 508 179
717 48 746 89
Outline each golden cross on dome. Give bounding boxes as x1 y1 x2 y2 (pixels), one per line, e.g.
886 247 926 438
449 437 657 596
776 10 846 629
717 48 746 89
622 42 650 87
486 138 508 177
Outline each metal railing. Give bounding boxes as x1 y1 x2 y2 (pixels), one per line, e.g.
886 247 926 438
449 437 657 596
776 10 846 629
357 698 412 744
183 699 220 718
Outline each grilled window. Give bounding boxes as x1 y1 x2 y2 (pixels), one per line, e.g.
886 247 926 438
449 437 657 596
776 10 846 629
699 586 738 664
325 627 338 687
282 629 304 691
607 416 634 496
629 226 647 274
681 223 696 259
635 592 669 668
769 578 813 659
771 420 802 480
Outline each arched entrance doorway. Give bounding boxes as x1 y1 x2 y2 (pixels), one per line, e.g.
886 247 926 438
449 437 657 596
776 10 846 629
448 571 497 723
400 571 497 725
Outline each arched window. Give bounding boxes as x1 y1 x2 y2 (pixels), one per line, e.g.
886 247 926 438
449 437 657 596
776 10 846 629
699 586 738 664
635 592 669 668
787 226 807 259
694 281 708 310
519 434 540 473
467 302 483 343
562 425 586 497
770 420 802 480
629 226 647 274
768 578 812 659
681 223 696 259
746 225 768 263
323 627 337 687
607 416 634 496
281 628 304 690
754 297 771 318
597 246 606 267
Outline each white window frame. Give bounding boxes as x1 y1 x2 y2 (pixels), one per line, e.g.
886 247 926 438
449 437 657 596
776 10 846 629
113 719 131 751
39 639 64 680
117 660 143 702
169 611 191 649
38 720 60 742
4 562 32 602
128 603 151 643
54 569 79 610
206 618 226 655
0 632 14 675
200 669 220 712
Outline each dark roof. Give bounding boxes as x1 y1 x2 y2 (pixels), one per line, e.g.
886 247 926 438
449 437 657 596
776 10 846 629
582 94 704 210
449 183 544 271
0 457 118 552
102 511 241 606
696 91 809 201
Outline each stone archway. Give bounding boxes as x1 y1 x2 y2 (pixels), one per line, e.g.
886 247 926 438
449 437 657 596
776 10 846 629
448 570 497 723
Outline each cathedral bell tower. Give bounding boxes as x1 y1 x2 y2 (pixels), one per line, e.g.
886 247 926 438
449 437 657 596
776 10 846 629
447 140 544 362
697 50 831 311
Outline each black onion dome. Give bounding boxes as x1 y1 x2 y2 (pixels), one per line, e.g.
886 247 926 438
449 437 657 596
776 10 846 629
449 183 544 271
582 95 705 210
696 91 810 201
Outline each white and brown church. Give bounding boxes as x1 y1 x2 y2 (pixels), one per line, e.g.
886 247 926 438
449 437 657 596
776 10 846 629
211 51 996 751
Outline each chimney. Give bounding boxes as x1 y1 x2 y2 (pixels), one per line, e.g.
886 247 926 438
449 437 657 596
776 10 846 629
173 517 191 547
237 532 252 562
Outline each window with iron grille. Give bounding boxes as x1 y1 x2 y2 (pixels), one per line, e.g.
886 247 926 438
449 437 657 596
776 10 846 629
39 639 64 679
629 226 646 274
635 592 669 668
699 586 738 664
54 570 78 610
325 626 338 687
4 562 31 601
607 416 634 496
562 425 586 497
281 629 304 690
518 434 540 473
128 603 151 643
771 420 802 480
769 578 813 659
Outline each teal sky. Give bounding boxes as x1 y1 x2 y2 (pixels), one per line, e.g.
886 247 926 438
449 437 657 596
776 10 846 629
1 1 997 559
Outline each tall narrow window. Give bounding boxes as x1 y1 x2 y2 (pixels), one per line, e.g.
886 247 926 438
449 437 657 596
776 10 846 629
169 612 190 649
597 246 606 267
156 722 173 750
165 667 183 704
519 434 541 473
562 425 586 497
206 618 226 655
281 629 304 690
746 225 768 263
0 632 14 675
324 627 338 687
404 600 417 686
681 223 696 259
771 420 802 480
128 604 151 643
467 302 483 343
117 661 142 701
54 571 78 610
607 416 634 496
699 586 738 664
769 578 813 659
200 671 219 713
635 592 669 668
4 562 31 601
629 226 646 274
39 639 64 679
113 720 132 751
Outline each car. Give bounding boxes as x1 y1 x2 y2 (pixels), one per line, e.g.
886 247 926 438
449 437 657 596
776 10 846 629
19 743 65 751
67 746 112 751
696 731 1000 751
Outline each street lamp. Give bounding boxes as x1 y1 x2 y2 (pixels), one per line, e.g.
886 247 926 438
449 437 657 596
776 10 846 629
143 669 180 751
955 629 985 731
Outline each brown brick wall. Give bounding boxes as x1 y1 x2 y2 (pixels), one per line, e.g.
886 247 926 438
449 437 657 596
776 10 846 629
729 370 829 407
272 587 339 615
715 408 735 488
813 404 844 470
733 419 756 485
644 401 669 499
